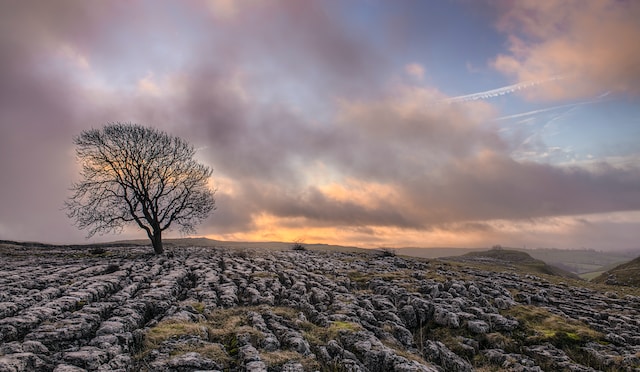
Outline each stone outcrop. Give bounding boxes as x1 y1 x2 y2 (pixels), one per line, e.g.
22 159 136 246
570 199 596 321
0 244 638 371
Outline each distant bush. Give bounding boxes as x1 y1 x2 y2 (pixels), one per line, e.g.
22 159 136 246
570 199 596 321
291 239 306 251
291 242 306 251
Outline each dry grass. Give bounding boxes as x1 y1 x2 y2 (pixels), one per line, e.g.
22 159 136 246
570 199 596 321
142 320 208 351
319 320 363 343
261 350 302 365
380 338 430 366
251 271 278 278
171 342 232 367
263 350 321 370
139 305 301 361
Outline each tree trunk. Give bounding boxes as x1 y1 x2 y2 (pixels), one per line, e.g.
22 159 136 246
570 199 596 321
150 229 164 255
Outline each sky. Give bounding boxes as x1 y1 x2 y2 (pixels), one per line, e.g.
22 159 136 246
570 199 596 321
1 0 639 251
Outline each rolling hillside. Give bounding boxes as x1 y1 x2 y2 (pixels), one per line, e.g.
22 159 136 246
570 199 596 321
592 255 640 286
443 248 580 279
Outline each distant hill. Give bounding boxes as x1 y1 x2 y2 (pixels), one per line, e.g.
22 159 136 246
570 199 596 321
113 237 368 253
592 256 640 286
398 246 636 279
395 247 486 258
443 248 580 279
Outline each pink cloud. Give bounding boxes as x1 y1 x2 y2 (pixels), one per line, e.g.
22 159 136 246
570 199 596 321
492 0 640 101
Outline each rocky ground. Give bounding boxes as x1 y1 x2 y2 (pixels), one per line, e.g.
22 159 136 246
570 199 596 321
0 243 639 371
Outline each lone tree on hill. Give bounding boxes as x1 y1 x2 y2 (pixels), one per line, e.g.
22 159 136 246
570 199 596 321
66 123 216 254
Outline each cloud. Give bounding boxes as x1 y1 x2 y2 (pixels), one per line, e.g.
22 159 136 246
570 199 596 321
492 0 640 100
402 152 640 223
195 82 640 244
0 1 638 251
405 63 425 81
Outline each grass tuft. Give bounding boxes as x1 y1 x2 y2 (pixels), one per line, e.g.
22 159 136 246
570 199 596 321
143 320 208 351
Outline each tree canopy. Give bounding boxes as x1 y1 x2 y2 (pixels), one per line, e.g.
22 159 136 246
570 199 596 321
66 123 216 254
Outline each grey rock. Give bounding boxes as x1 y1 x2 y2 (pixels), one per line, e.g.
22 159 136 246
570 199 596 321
433 307 460 328
0 352 49 372
165 351 221 370
21 341 48 354
244 360 267 372
466 320 490 334
63 347 108 370
238 344 261 363
605 332 627 345
526 344 596 371
280 361 305 372
422 340 473 372
53 364 88 372
260 334 281 351
398 304 418 329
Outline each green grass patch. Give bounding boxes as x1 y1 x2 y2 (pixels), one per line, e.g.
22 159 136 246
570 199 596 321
304 320 363 345
190 302 205 314
503 305 602 346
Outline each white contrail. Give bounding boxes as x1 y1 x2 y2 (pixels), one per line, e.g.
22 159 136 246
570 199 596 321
495 91 612 121
442 76 566 104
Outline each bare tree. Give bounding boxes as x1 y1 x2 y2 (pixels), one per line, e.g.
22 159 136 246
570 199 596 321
66 123 216 254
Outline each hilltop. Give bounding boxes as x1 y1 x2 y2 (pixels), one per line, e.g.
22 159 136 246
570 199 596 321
1 241 639 371
445 248 580 279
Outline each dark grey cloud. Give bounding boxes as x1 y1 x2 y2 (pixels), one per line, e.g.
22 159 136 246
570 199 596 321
400 153 640 225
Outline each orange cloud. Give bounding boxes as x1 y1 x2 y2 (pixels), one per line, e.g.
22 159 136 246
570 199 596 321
207 211 640 251
493 0 640 101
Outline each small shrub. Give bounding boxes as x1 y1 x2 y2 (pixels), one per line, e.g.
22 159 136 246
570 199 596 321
291 239 306 251
291 242 306 251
